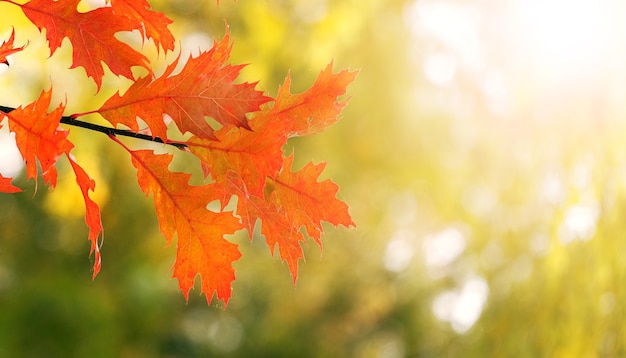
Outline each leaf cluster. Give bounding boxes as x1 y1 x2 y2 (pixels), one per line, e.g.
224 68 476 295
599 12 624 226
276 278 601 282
0 0 356 306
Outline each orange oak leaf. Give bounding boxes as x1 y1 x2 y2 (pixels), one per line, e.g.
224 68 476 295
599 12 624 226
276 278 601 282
19 0 151 90
0 29 26 65
110 0 175 53
1 90 104 273
67 153 103 279
267 154 354 280
0 174 21 193
231 154 354 282
273 155 355 236
274 62 358 137
123 146 243 305
97 31 270 140
1 89 70 181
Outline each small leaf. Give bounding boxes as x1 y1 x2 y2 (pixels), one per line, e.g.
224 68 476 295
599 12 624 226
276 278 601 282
274 62 358 137
67 153 104 279
0 29 26 65
3 89 70 182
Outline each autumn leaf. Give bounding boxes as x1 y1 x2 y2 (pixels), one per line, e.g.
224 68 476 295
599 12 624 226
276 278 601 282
0 28 26 65
274 63 358 137
1 89 70 181
272 155 354 238
122 145 243 305
19 0 151 90
97 31 271 141
67 153 103 279
1 89 104 274
266 154 354 281
0 174 21 193
230 154 354 282
110 0 175 53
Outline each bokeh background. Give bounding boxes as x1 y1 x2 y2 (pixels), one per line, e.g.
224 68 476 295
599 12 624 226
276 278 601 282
2 0 626 356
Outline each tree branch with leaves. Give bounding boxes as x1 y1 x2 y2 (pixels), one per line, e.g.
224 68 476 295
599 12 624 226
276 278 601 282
0 0 356 307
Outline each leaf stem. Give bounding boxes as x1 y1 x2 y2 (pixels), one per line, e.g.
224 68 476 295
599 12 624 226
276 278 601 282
0 105 187 149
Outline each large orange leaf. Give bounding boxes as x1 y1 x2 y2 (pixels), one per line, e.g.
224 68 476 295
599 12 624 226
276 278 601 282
125 147 243 305
2 89 70 181
0 29 25 65
20 0 151 90
98 31 271 140
110 0 175 53
273 62 358 137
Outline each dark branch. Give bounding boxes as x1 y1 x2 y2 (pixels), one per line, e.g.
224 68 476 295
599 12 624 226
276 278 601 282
0 105 187 149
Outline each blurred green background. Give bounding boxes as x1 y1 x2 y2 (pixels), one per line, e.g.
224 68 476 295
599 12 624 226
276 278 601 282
2 0 626 356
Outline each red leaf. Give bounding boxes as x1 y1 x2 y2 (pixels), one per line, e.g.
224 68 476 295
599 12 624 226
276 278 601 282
124 147 243 305
3 89 70 181
274 62 358 137
98 31 271 140
67 153 103 279
20 0 151 90
0 174 21 193
0 29 26 65
110 0 175 53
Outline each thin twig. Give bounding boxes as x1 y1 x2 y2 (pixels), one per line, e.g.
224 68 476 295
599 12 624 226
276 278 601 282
0 105 187 149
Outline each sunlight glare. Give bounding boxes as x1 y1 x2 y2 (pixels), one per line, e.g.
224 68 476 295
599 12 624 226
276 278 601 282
0 124 23 178
423 227 466 268
424 53 457 87
405 0 484 74
384 229 416 272
559 203 599 244
432 276 489 334
511 0 622 78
